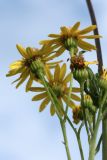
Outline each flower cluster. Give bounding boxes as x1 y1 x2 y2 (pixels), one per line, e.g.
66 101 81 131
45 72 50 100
7 22 101 122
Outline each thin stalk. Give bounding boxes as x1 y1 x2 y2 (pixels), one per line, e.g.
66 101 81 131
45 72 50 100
95 134 102 154
64 48 75 122
88 93 107 160
87 115 93 136
60 119 71 160
80 82 90 141
76 134 84 160
102 120 107 160
64 73 73 122
88 116 101 160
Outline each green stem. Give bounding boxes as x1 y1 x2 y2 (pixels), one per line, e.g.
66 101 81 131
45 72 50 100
95 134 102 154
88 93 107 160
80 82 90 141
67 117 85 160
88 118 101 160
60 119 71 160
77 133 84 160
64 73 73 122
102 120 107 160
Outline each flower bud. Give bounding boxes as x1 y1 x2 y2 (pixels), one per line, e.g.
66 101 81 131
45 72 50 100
99 78 107 90
73 68 88 83
72 106 83 124
84 95 96 114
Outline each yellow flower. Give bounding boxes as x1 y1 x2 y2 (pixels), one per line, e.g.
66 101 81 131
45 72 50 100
30 64 81 116
40 22 101 54
6 44 62 91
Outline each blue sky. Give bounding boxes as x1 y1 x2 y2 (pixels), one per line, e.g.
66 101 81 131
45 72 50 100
0 0 107 160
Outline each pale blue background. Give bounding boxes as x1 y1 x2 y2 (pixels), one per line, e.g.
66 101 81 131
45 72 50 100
0 0 106 160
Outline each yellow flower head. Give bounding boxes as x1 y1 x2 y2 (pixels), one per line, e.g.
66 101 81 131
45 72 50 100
40 22 101 55
6 44 62 91
30 64 81 116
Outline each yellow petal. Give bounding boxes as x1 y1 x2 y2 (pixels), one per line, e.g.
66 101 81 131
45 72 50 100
50 103 55 116
59 63 66 81
39 39 60 45
72 87 80 92
78 41 91 51
45 66 53 82
44 46 65 61
60 26 68 35
9 60 23 69
26 47 34 58
16 44 28 59
78 39 96 50
71 94 81 102
6 68 23 77
63 73 72 84
63 95 75 109
65 87 80 93
16 68 29 88
76 25 96 35
32 92 47 101
30 87 46 92
39 97 50 112
79 35 102 39
48 34 60 38
46 60 62 66
54 64 60 81
26 73 34 92
70 22 80 33
84 60 98 66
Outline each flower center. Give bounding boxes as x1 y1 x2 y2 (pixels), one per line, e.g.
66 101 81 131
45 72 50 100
51 82 66 98
70 55 85 70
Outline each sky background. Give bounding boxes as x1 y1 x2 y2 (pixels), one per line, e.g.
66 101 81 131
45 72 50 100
0 0 107 160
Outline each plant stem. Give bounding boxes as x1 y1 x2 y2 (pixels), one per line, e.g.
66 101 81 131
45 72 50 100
77 134 85 160
88 93 107 160
80 82 90 141
60 119 71 160
64 73 73 122
102 120 107 160
88 117 101 160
